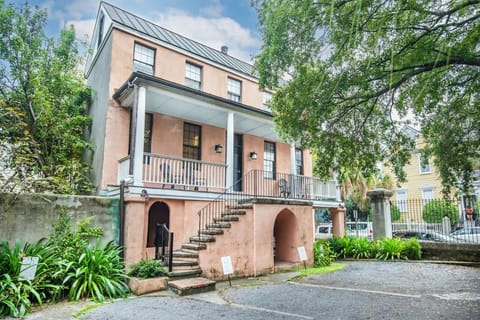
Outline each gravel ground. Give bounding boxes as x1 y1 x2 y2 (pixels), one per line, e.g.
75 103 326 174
20 261 480 320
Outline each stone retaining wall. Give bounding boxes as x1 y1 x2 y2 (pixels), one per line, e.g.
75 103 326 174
0 193 119 245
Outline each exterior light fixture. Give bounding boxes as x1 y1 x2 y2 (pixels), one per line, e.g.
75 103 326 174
249 151 258 160
214 144 223 153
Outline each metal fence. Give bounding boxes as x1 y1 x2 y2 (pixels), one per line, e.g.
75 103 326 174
392 198 479 244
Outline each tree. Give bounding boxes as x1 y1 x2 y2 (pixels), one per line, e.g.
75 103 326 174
422 199 458 225
0 1 93 194
254 0 480 196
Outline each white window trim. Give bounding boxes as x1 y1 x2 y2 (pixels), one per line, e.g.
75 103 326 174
185 62 202 90
227 77 242 102
418 153 431 174
396 189 408 213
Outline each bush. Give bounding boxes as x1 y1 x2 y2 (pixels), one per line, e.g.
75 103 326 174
401 238 422 260
351 238 373 259
391 205 401 222
128 259 168 279
376 238 405 260
328 236 354 258
64 241 129 302
313 240 335 267
422 200 458 225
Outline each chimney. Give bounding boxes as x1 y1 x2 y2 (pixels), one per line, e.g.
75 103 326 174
221 45 228 55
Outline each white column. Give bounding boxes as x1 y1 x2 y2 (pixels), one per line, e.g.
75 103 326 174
290 144 296 174
226 111 235 188
133 85 146 185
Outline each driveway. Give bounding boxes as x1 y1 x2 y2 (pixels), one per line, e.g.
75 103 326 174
77 261 479 320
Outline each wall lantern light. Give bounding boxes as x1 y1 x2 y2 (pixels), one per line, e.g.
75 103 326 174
214 144 223 153
249 151 258 160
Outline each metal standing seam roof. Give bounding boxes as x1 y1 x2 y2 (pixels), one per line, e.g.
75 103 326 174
101 1 255 77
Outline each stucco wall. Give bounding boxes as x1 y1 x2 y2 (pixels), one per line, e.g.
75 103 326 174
0 193 119 245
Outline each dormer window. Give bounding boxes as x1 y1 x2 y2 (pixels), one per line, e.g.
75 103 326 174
133 43 155 75
97 14 104 49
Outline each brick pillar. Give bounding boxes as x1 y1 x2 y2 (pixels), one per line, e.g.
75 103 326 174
366 188 393 239
330 206 345 237
123 195 148 266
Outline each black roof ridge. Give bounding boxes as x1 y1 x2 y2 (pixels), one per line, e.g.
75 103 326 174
100 1 255 77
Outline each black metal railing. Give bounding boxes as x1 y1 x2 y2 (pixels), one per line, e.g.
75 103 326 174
391 198 479 244
197 170 337 236
155 223 174 272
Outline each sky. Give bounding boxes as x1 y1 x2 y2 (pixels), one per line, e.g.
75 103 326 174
10 0 262 63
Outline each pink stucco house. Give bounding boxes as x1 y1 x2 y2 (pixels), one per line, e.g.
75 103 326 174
85 2 343 280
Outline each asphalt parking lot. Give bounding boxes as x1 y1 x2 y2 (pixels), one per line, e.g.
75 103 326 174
76 261 479 320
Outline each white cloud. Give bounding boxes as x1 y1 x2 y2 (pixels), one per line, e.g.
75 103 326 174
68 19 95 43
154 8 261 63
200 0 223 17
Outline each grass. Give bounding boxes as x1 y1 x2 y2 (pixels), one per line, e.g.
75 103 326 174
291 263 345 280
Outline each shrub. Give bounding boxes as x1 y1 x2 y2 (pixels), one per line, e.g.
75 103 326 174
401 238 422 260
313 240 335 267
422 200 458 225
376 238 405 260
390 205 401 222
128 259 168 279
64 241 129 302
351 238 373 259
328 236 354 258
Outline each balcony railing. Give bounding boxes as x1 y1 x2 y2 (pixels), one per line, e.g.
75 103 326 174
118 153 227 191
118 154 337 200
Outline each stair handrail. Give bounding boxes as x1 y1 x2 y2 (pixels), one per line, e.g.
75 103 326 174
155 223 174 272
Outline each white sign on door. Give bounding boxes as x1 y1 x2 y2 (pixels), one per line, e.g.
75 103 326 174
221 256 233 275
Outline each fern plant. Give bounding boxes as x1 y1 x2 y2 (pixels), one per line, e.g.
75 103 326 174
375 238 405 260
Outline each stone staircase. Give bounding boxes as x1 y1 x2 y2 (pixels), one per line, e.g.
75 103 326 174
167 204 251 294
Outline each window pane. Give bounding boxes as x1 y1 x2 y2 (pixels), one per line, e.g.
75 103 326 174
264 142 276 179
183 123 201 160
134 43 154 75
263 91 272 111
295 149 303 175
227 78 241 102
185 63 202 90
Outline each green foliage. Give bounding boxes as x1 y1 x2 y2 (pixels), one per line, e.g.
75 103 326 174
401 238 422 260
0 1 93 194
0 274 41 318
48 208 103 261
254 0 480 195
351 237 373 259
328 236 355 258
64 241 129 302
313 240 335 267
391 205 401 222
422 200 459 225
128 259 168 279
375 238 405 261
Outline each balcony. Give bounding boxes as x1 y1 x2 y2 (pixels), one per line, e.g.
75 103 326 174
118 153 337 201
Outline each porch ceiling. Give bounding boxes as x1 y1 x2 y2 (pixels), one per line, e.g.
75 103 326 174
115 73 281 142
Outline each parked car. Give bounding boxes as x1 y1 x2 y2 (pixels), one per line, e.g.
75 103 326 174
392 230 463 243
450 227 480 243
346 221 373 240
315 223 333 239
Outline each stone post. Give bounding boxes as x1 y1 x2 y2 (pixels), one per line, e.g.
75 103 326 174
366 188 393 239
330 206 345 237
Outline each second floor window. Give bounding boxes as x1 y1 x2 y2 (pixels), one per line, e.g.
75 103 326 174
295 149 303 175
264 141 276 179
185 62 202 90
183 123 201 160
133 43 155 75
396 189 407 213
418 154 431 174
262 91 272 111
227 77 241 102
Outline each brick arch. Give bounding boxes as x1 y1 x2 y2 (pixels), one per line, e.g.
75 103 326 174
273 209 299 262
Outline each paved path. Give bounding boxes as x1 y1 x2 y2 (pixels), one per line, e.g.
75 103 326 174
22 261 480 320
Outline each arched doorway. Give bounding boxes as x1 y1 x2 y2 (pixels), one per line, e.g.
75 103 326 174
273 209 298 262
146 202 170 247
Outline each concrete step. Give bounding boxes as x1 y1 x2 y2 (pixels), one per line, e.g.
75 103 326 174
214 216 239 222
181 243 207 251
171 259 199 267
222 209 246 215
168 277 216 296
190 235 216 243
168 268 202 279
172 250 199 259
207 222 231 229
199 228 224 235
228 203 253 209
